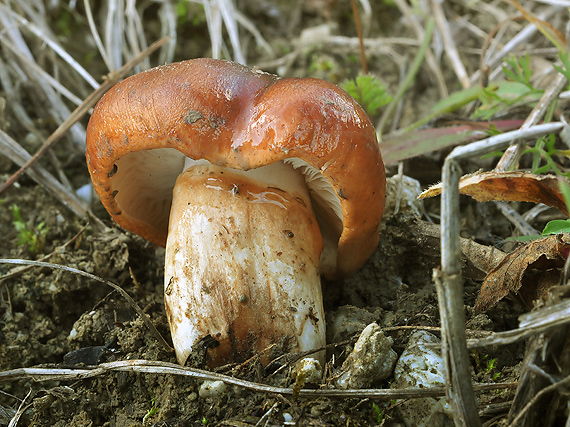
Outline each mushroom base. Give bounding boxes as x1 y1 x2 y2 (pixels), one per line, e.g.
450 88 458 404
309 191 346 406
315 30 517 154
164 162 326 367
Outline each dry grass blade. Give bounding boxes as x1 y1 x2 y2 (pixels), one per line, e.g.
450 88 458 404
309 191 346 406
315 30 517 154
0 36 171 196
0 3 99 89
471 6 562 85
431 0 470 89
510 0 568 52
201 0 246 63
0 38 84 106
0 130 89 219
391 0 448 98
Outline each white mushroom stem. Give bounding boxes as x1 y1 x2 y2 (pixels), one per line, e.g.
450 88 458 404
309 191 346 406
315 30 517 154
164 160 326 366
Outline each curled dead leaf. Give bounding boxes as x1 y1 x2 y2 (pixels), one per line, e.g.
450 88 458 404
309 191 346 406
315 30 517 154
420 171 570 216
475 233 570 312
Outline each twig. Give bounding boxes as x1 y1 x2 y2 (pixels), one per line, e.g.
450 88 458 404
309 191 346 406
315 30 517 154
450 122 565 159
350 0 367 74
467 297 570 349
437 121 569 426
0 359 516 399
437 159 481 427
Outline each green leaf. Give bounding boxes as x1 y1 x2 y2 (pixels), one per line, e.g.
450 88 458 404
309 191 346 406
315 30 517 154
398 84 484 133
554 51 570 88
502 54 533 88
542 219 570 235
471 80 542 120
340 73 392 117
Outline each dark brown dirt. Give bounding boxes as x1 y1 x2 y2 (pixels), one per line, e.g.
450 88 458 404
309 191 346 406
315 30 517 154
0 181 523 425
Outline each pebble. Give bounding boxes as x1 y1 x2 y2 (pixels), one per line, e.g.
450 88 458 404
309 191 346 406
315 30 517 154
384 175 423 217
292 357 322 385
335 322 397 389
198 380 228 398
392 330 454 427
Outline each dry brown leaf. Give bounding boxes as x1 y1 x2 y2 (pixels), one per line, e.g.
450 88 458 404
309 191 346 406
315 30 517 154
420 171 570 216
475 233 570 312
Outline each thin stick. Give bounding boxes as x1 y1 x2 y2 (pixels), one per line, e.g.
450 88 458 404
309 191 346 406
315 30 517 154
0 36 171 196
350 0 367 74
0 359 517 399
438 159 481 427
433 122 570 427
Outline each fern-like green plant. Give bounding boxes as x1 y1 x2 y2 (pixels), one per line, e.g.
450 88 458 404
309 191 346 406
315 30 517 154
502 53 534 89
341 73 392 117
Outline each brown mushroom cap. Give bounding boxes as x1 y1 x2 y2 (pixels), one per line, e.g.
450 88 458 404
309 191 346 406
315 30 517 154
86 58 385 278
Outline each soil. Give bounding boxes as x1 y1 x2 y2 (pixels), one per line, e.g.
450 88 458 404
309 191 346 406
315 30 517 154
0 1 562 426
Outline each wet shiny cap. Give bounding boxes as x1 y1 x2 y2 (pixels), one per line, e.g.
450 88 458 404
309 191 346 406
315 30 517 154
85 58 386 278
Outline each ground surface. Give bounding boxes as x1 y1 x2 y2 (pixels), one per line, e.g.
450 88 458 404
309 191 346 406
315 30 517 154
1 1 567 426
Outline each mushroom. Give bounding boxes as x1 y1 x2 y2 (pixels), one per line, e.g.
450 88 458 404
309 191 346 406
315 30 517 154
85 58 385 367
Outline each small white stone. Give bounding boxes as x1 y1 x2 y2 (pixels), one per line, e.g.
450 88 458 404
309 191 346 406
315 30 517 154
283 413 295 425
198 380 228 399
335 322 397 389
292 357 322 385
385 175 423 217
392 331 454 427
68 328 77 340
